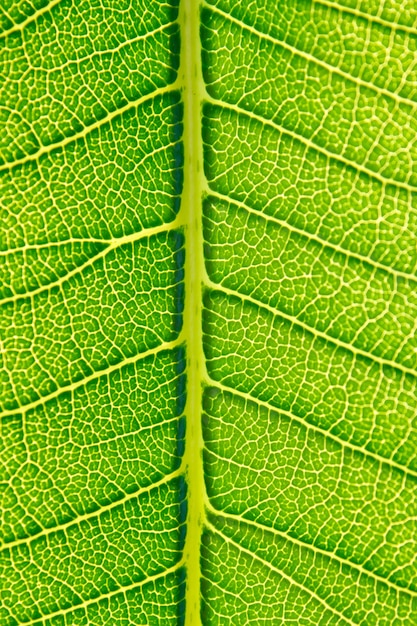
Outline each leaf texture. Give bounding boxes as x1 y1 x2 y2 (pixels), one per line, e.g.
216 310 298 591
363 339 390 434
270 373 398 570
1 1 185 623
1 0 417 624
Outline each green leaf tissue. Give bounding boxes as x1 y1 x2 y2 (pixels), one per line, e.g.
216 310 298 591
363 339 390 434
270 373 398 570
1 0 417 624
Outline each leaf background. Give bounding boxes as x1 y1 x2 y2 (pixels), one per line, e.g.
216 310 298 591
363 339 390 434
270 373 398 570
1 0 416 624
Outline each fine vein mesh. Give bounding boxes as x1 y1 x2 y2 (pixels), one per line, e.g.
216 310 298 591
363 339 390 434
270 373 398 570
0 0 185 624
201 0 417 624
1 0 417 624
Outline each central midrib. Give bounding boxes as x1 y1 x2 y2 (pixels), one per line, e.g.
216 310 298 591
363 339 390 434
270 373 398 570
180 0 206 625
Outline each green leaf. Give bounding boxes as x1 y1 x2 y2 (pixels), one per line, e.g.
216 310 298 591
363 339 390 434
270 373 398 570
1 0 416 624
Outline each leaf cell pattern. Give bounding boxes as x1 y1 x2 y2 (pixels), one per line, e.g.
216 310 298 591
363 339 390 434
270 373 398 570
1 0 417 624
1 1 185 624
201 0 417 623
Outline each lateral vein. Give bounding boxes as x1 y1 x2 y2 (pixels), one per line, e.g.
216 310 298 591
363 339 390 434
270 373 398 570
204 379 417 481
312 0 417 35
205 95 417 194
205 521 357 626
207 503 417 597
0 83 180 173
1 469 183 553
17 561 184 626
205 187 417 283
205 278 417 378
204 2 417 109
0 338 183 419
0 219 181 305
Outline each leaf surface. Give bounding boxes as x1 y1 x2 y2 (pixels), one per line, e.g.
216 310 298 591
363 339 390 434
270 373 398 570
1 0 416 624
